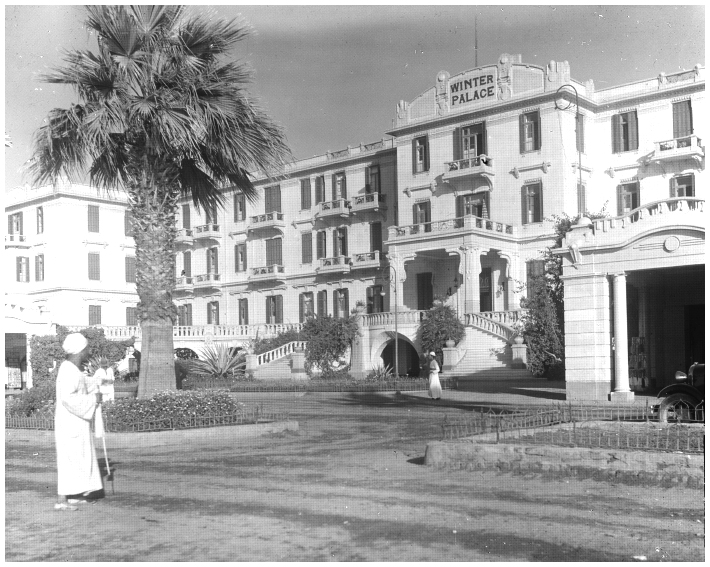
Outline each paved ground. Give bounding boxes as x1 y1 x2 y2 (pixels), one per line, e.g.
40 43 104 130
5 378 704 561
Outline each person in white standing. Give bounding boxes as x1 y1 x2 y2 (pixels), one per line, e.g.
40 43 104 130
428 351 442 400
54 333 103 511
94 358 115 402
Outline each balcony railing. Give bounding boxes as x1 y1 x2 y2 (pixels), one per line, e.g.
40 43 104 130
591 197 704 232
249 264 286 282
362 310 428 327
389 215 514 240
5 234 29 248
350 193 386 214
175 228 194 244
317 256 351 274
350 250 381 270
248 211 285 231
443 155 495 180
652 135 703 163
317 199 350 219
193 273 221 287
175 276 194 291
65 323 304 341
478 309 527 327
193 224 221 239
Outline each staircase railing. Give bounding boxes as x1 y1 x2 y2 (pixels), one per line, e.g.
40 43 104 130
464 313 517 343
255 341 307 367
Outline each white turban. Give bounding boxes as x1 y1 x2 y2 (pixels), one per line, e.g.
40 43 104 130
62 333 88 355
429 352 436 357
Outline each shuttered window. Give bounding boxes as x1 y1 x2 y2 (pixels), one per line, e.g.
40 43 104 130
183 251 191 277
302 232 313 264
89 305 102 326
332 173 346 200
370 222 382 253
88 252 101 280
37 207 44 234
234 192 246 221
16 257 29 282
521 182 543 224
519 111 541 153
238 299 248 325
366 285 383 314
299 292 314 322
264 185 282 213
317 290 328 317
611 111 638 153
265 238 283 266
456 194 487 218
316 231 327 260
300 179 312 209
670 174 694 198
315 176 325 204
672 100 693 139
617 182 640 215
182 205 191 229
206 247 219 274
366 165 380 194
334 288 349 319
412 136 429 173
205 205 217 226
207 301 220 325
413 201 431 231
88 205 100 233
235 243 247 272
178 304 193 326
266 296 283 324
333 227 348 257
126 307 138 326
35 254 44 281
8 212 23 235
125 256 136 283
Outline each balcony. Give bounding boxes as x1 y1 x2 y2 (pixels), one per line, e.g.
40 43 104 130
350 250 381 270
193 224 221 240
316 256 351 275
174 275 194 292
249 264 286 283
649 135 704 165
316 199 350 219
350 193 386 215
248 211 286 232
175 228 194 245
388 215 515 242
442 155 495 182
5 234 30 248
193 273 221 289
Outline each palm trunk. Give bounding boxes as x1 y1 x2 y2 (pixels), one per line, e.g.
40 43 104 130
129 175 180 399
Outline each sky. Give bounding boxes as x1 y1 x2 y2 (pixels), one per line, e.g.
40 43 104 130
3 4 705 190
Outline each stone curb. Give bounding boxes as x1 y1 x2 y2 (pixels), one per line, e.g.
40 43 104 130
5 420 299 450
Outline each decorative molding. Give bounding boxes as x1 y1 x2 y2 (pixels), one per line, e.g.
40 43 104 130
510 162 551 179
82 240 109 248
571 163 593 176
403 181 436 198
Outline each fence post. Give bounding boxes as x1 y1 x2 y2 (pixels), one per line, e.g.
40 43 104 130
495 418 500 444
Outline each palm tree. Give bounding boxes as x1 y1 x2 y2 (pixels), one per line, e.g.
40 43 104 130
27 6 292 398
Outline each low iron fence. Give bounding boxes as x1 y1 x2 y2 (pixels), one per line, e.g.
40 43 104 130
184 376 455 393
441 403 705 454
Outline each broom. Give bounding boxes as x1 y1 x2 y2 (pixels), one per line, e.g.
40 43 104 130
94 404 114 494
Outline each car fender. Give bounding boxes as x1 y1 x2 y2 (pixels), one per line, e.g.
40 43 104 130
656 383 703 402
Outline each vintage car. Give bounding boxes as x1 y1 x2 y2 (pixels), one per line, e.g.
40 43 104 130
655 362 704 423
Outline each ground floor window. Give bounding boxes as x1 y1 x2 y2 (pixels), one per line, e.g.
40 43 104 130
178 304 192 326
334 289 349 319
522 182 543 224
266 295 283 324
238 299 248 325
126 307 138 326
366 285 383 314
207 301 219 325
299 292 314 322
317 290 328 316
89 305 102 326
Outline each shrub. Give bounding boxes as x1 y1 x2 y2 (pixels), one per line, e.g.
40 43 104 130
102 390 244 430
419 299 466 362
184 344 246 380
300 315 359 378
364 362 394 382
520 276 564 379
5 380 56 417
174 348 199 360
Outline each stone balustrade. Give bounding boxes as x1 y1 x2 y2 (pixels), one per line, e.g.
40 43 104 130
591 198 704 232
389 214 514 241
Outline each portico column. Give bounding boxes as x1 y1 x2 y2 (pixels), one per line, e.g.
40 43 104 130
610 273 634 402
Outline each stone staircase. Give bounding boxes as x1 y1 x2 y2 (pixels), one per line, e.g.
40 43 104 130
450 326 532 379
251 356 293 380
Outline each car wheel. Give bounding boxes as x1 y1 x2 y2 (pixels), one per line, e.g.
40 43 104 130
658 393 699 424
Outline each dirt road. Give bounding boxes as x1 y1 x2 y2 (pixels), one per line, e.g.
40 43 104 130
5 390 704 561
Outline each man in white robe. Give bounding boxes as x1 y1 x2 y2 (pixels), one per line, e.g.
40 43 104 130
54 333 103 511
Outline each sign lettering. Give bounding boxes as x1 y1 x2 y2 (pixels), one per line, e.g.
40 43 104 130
449 74 496 107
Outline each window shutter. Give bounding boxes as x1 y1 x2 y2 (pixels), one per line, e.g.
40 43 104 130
185 304 191 326
333 290 339 318
213 249 218 274
16 257 21 281
276 295 283 324
317 231 326 259
669 178 677 198
234 194 239 221
275 186 282 212
343 289 349 316
534 111 542 151
370 222 382 252
341 175 346 199
519 114 526 153
611 114 620 153
299 294 305 322
333 229 339 257
576 114 585 153
456 195 463 218
182 205 190 229
317 290 326 317
8 215 13 235
207 303 212 324
628 111 638 151
184 252 191 277
412 139 417 174
332 175 337 200
481 122 488 155
302 232 312 264
453 127 461 161
521 187 529 225
18 212 23 235
424 137 430 171
215 302 220 325
673 100 693 138
275 239 282 266
206 249 212 273
35 256 40 281
538 182 543 220
616 185 623 216
88 205 99 232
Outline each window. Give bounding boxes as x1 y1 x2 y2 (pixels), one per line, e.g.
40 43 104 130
333 288 349 319
299 292 314 322
234 192 246 222
302 232 313 264
461 123 486 158
413 136 429 173
413 201 431 231
576 114 585 154
670 174 694 198
88 252 101 280
8 212 23 235
366 285 383 314
126 307 138 326
611 110 638 153
316 231 327 260
35 254 44 282
370 222 382 253
333 227 348 257
16 257 29 282
88 205 99 232
36 207 44 234
124 211 133 236
519 111 541 153
526 260 545 299
265 295 283 324
206 247 219 274
182 251 191 277
577 182 587 216
178 304 193 326
366 165 380 194
456 194 488 218
264 185 282 213
238 299 248 325
205 204 217 226
207 301 220 325
672 100 693 139
235 243 247 272
89 305 102 326
617 182 640 215
332 172 346 200
265 238 282 266
125 256 136 283
182 204 191 229
300 179 312 209
521 182 543 224
314 176 325 204
317 290 328 317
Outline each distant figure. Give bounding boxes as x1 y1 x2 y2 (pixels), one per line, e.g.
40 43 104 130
54 333 103 511
428 351 442 400
99 360 115 402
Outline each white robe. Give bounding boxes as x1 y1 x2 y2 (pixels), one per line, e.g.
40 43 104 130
54 361 103 496
428 359 442 399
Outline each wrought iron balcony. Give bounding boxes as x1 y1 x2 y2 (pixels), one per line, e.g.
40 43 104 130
249 264 286 282
248 211 286 232
316 256 351 275
193 224 221 239
649 135 703 165
442 155 495 181
350 193 386 215
350 250 381 270
317 199 350 219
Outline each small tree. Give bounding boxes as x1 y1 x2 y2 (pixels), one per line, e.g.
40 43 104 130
520 276 564 379
300 315 358 378
419 299 466 362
